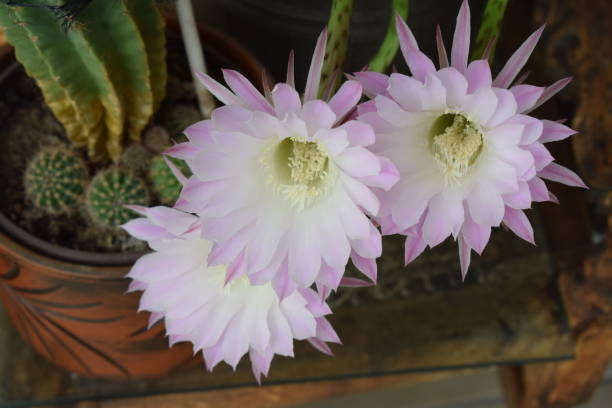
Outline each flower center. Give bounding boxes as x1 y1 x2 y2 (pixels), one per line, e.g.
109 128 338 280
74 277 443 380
261 137 335 211
429 113 483 184
284 138 328 186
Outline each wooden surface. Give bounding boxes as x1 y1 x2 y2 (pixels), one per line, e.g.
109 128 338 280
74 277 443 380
76 371 467 408
499 0 612 407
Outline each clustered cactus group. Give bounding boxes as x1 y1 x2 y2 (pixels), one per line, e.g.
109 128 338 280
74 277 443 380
0 0 167 161
0 0 193 229
23 145 189 227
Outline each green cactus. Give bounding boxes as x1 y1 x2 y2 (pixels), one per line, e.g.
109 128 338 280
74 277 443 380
121 142 153 174
24 147 88 215
149 155 191 206
320 0 353 97
162 105 203 139
86 167 149 228
0 0 167 161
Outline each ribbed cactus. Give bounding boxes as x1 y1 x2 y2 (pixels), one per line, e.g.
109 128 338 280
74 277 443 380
24 147 88 215
0 0 166 161
149 155 191 205
320 0 353 96
86 167 149 228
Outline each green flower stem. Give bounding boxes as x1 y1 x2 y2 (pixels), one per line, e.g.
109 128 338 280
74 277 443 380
470 0 508 62
368 0 409 73
320 0 353 97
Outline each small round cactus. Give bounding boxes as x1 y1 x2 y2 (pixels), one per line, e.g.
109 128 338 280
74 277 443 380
149 156 191 205
121 142 152 173
24 147 88 215
162 104 202 138
86 167 149 228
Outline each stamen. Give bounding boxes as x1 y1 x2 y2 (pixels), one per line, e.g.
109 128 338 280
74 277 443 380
287 139 328 186
430 113 483 185
260 137 335 211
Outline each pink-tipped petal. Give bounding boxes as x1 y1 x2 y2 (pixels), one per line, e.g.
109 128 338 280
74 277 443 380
271 83 302 118
351 251 377 283
222 69 275 114
395 12 420 58
360 156 400 191
162 156 188 186
303 29 328 101
336 147 382 178
308 337 334 356
315 317 341 344
493 26 545 88
388 73 424 111
404 229 427 265
465 59 493 93
527 177 550 202
353 71 390 98
461 211 491 255
503 207 535 245
183 120 213 146
121 218 174 241
436 25 449 68
405 48 437 83
510 84 545 113
163 143 199 160
467 185 505 226
538 162 587 188
539 120 577 143
195 71 242 106
527 77 572 113
458 234 471 281
286 50 296 88
451 0 471 73
548 191 560 204
525 142 554 171
339 277 374 287
435 67 468 107
341 120 375 147
329 80 362 122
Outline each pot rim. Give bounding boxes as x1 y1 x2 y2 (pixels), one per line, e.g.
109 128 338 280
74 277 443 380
0 22 267 271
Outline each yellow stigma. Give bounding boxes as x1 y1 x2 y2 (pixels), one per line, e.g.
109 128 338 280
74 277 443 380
429 113 483 185
261 137 335 211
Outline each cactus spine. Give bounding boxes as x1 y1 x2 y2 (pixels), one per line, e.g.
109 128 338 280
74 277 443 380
24 147 88 215
86 167 149 228
0 0 167 161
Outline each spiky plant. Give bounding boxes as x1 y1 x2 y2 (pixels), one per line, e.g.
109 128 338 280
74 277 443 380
24 147 88 215
0 0 166 161
148 155 191 205
86 167 149 228
162 104 202 138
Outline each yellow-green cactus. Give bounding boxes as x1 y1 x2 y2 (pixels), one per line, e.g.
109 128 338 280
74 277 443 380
0 0 167 161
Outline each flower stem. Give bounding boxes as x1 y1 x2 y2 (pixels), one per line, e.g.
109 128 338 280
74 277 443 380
175 0 215 118
368 0 409 73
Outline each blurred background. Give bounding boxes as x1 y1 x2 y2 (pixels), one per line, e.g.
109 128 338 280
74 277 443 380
0 0 611 407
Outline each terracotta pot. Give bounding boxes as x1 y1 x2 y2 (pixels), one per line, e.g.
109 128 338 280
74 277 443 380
0 23 266 379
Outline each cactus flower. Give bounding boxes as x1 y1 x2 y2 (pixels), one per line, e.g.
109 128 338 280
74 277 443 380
355 0 586 278
122 206 340 383
166 30 399 298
